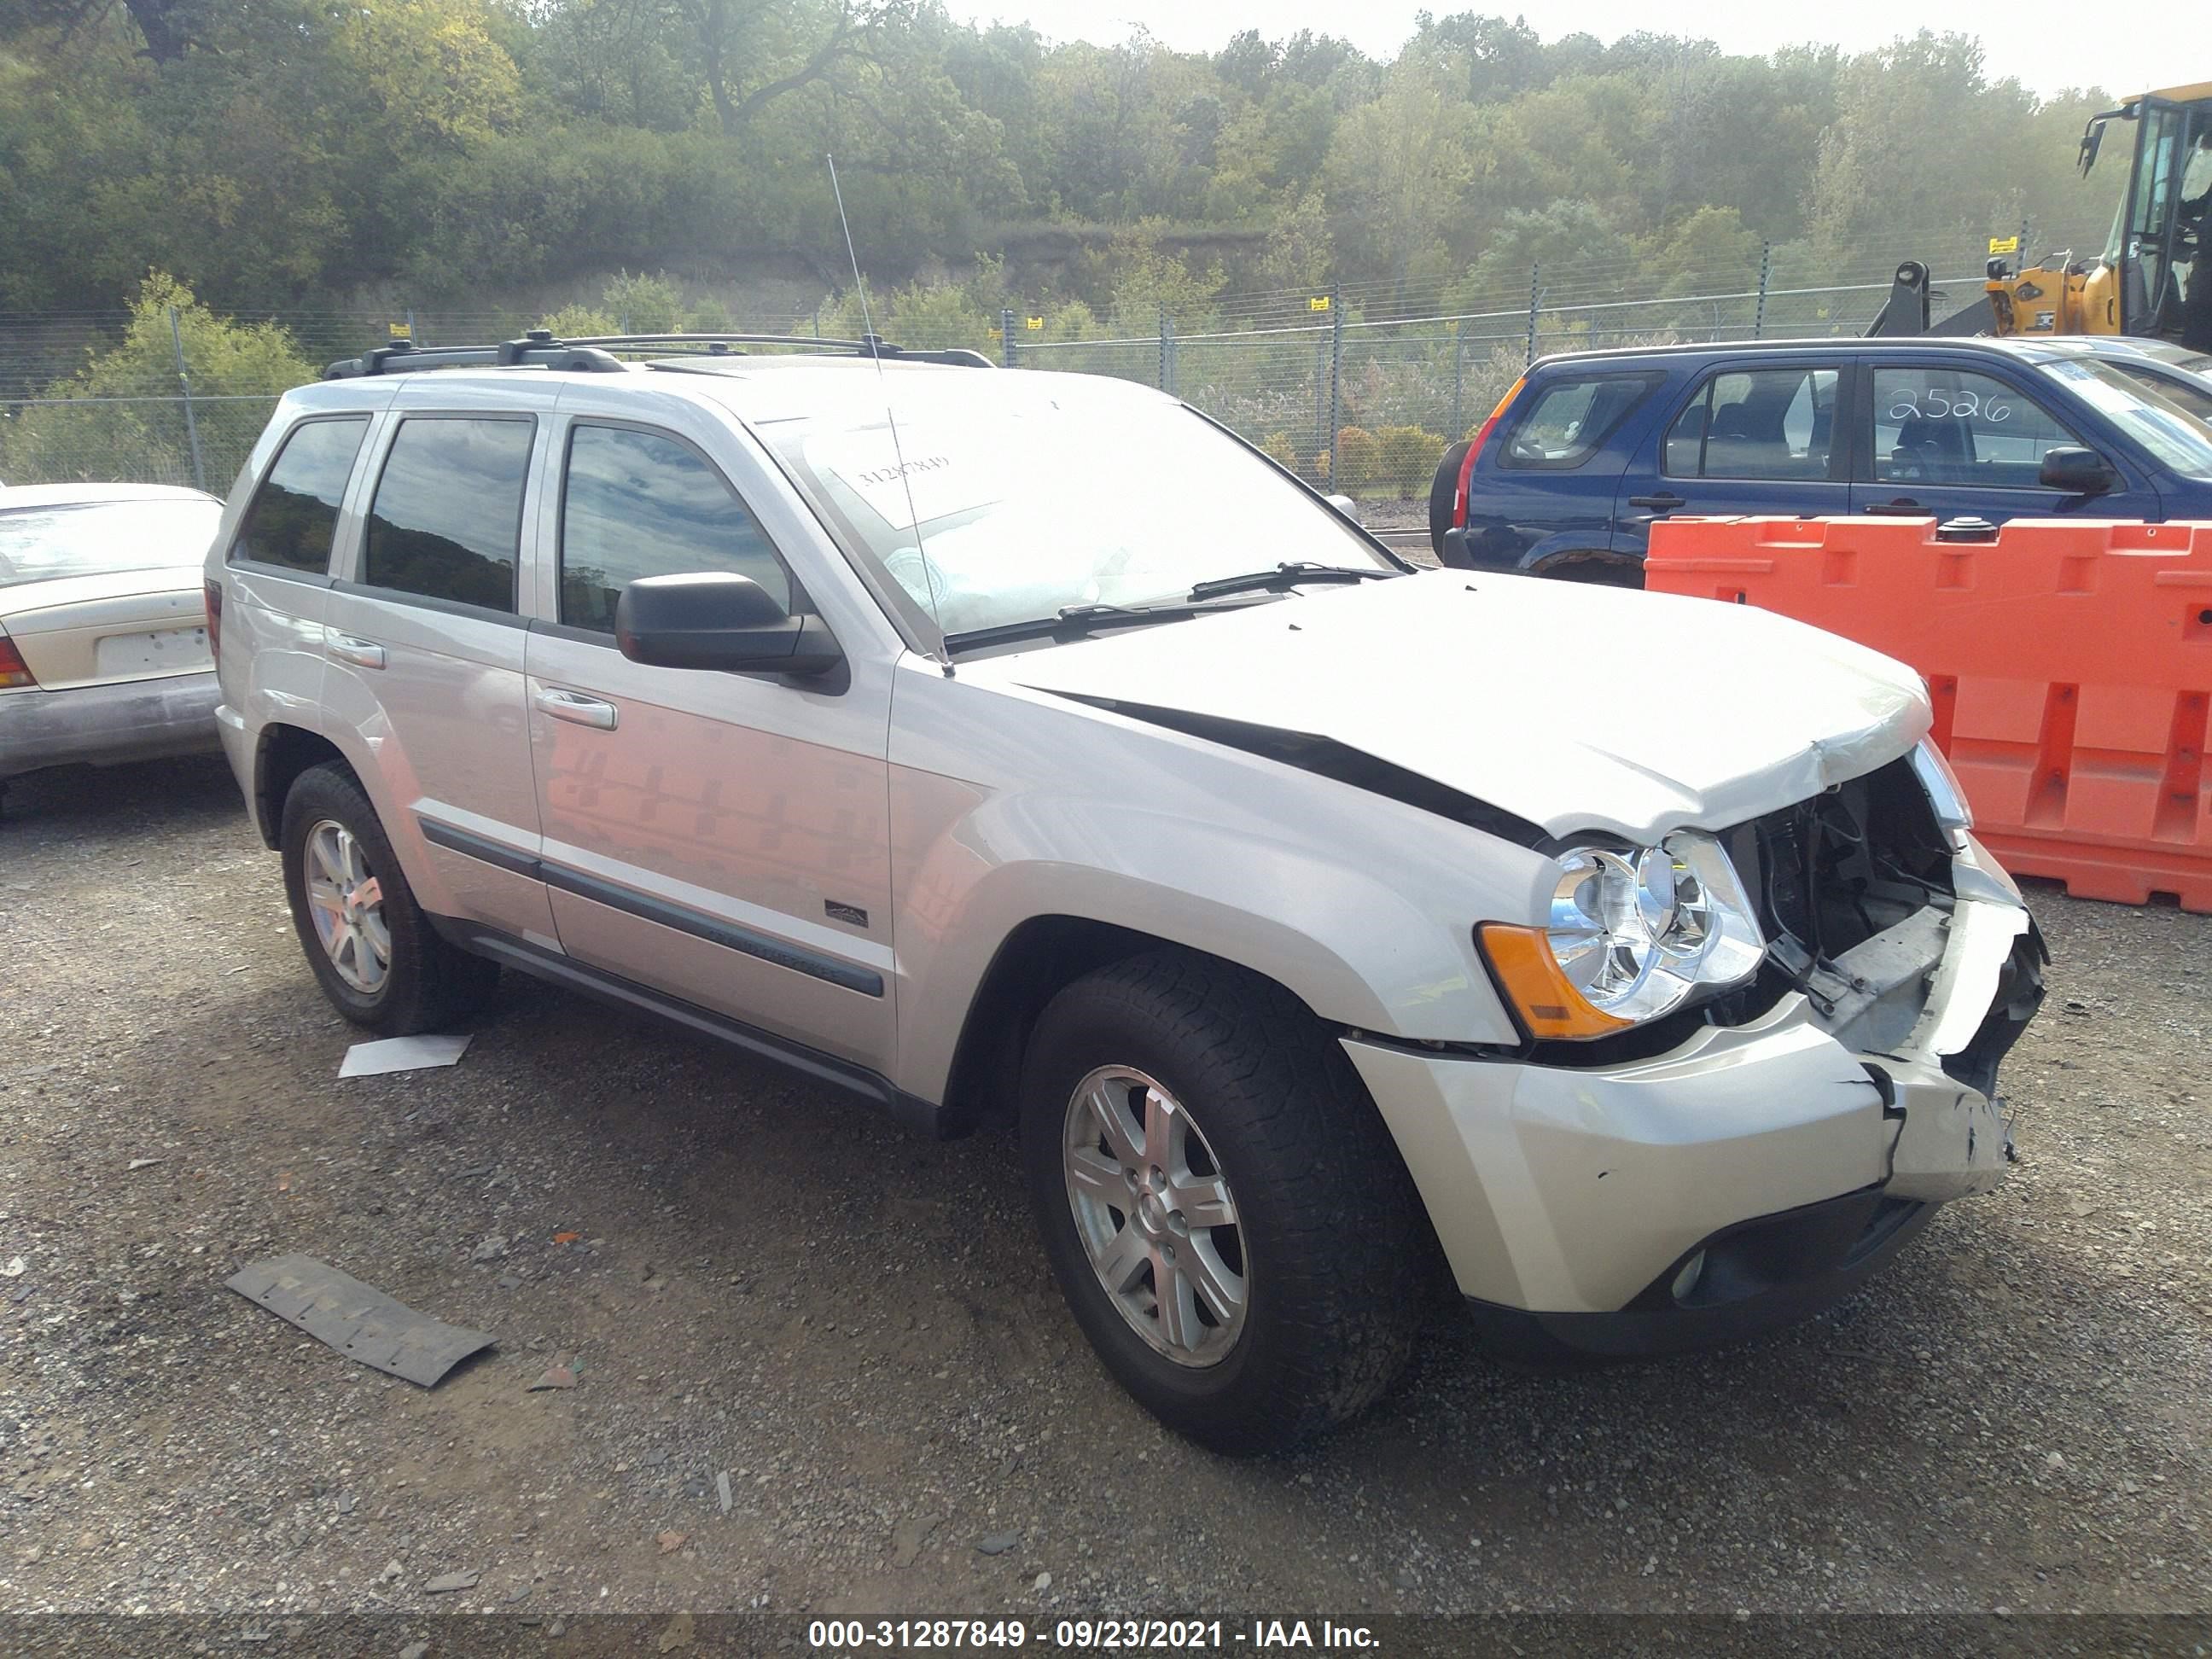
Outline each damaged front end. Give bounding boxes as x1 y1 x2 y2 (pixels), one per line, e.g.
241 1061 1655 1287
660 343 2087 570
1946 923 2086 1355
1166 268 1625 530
1726 753 2047 1202
1358 748 2048 1364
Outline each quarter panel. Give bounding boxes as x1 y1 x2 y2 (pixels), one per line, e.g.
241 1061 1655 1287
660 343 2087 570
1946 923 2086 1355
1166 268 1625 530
224 568 330 748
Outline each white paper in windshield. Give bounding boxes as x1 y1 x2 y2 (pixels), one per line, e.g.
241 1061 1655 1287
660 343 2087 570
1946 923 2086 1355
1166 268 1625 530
810 428 1014 531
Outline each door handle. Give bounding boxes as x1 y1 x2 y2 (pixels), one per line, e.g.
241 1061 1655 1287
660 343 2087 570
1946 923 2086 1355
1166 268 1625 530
1861 499 1927 515
1627 492 1685 509
533 688 619 730
324 630 385 670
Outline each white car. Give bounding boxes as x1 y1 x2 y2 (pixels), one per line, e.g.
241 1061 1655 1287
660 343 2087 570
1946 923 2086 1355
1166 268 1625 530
0 482 226 805
205 331 2046 1452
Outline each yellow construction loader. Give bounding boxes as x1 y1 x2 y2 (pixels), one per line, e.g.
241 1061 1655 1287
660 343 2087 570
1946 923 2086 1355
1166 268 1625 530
1873 81 2212 349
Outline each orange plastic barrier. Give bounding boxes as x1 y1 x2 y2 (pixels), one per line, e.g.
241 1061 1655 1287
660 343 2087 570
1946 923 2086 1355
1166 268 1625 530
1645 517 2212 913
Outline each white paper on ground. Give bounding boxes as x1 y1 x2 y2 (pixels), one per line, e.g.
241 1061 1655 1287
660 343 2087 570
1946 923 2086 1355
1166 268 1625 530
339 1033 473 1078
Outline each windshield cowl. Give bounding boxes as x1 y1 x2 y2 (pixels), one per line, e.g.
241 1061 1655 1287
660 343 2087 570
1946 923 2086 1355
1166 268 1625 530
941 595 1276 657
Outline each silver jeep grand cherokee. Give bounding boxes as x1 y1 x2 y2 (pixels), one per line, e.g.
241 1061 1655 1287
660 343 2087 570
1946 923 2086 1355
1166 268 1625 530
206 331 2045 1453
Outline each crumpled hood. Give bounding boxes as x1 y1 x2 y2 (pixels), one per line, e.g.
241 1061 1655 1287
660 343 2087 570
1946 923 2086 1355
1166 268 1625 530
964 569 1931 843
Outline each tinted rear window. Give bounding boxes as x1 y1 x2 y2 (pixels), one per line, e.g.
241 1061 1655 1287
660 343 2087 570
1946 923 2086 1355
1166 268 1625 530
231 417 369 574
0 498 223 587
362 417 535 612
1499 374 1659 470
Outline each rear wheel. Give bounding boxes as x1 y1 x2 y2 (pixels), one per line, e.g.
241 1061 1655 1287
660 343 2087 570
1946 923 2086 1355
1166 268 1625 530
279 763 497 1034
1020 951 1429 1454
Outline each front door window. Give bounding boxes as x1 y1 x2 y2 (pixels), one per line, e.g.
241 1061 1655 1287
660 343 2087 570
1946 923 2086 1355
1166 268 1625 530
1871 368 2083 490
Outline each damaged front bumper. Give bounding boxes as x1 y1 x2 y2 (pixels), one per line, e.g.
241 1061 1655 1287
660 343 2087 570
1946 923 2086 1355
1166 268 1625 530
1344 833 2045 1359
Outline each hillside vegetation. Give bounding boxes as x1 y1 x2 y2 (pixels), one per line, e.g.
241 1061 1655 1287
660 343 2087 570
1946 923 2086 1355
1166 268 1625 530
0 3 2127 319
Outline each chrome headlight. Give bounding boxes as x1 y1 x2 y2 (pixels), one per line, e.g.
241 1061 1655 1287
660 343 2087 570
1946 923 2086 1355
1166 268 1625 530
1542 832 1767 1026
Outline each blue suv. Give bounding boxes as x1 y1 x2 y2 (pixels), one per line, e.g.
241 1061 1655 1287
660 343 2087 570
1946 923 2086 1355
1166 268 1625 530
1429 336 2212 584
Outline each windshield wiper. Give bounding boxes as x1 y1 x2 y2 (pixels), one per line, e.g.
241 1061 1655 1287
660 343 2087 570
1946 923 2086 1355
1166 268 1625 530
1185 562 1400 601
941 599 1257 655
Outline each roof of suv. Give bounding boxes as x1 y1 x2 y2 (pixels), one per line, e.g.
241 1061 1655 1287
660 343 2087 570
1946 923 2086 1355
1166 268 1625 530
1529 335 2152 371
282 350 1163 429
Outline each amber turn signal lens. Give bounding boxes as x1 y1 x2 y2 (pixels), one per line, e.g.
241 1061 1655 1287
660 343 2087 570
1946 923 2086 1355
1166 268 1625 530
1476 923 1632 1041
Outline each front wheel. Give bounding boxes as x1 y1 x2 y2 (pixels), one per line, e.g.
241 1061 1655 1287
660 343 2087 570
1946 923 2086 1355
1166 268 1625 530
1020 951 1430 1454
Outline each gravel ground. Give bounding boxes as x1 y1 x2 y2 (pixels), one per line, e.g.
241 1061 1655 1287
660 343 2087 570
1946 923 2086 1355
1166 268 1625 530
1 755 2207 1621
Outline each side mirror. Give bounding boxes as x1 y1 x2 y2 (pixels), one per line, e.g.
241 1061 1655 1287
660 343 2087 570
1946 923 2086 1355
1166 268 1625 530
1324 492 1362 524
616 572 842 676
2037 446 2116 495
2077 118 2104 178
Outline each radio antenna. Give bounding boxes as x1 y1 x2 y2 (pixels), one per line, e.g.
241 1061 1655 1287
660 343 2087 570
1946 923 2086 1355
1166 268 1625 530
828 153 946 661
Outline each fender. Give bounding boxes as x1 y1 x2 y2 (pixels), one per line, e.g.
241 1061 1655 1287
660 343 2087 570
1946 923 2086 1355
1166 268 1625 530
885 663 1550 1103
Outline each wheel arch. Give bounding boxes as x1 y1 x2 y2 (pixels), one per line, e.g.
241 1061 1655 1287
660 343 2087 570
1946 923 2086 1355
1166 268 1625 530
1533 545 1646 587
937 914 1191 1137
253 722 350 847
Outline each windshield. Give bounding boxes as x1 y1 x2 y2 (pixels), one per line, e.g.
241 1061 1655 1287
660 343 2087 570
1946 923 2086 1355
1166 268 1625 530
763 378 1390 637
2041 358 2212 480
0 498 222 588
2101 358 2212 426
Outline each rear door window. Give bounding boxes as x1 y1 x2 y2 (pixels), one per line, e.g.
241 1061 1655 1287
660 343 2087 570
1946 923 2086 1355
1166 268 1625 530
1499 375 1658 470
231 417 370 574
1664 367 1841 480
558 424 790 633
361 416 535 613
1871 366 2082 489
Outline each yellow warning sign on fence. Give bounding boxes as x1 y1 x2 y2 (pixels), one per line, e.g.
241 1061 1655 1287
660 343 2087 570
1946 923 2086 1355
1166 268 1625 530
1308 295 1331 311
1025 315 1044 330
987 327 1003 341
1988 235 2020 255
388 321 410 337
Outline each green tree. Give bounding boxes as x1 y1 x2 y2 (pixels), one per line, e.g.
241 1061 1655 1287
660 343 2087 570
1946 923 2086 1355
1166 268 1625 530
1103 222 1226 331
1455 200 1629 309
1 272 315 486
1322 58 1479 293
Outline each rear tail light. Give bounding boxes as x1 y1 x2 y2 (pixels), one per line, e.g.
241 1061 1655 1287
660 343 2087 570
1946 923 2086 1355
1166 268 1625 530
204 578 224 661
1453 375 1526 527
0 635 35 690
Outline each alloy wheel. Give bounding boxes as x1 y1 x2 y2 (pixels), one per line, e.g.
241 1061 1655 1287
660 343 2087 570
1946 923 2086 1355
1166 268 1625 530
303 818 390 995
1062 1066 1248 1367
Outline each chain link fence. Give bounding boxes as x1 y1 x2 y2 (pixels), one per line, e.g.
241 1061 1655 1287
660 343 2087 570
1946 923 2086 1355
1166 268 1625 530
1 227 2095 501
0 303 824 495
1014 270 1996 498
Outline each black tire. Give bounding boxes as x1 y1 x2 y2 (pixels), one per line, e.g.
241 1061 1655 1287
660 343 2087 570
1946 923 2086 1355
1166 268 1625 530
1019 950 1430 1455
1428 439 1471 558
279 762 497 1035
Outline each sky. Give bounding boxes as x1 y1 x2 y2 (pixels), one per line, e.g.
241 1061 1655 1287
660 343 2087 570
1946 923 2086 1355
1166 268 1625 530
952 0 2212 100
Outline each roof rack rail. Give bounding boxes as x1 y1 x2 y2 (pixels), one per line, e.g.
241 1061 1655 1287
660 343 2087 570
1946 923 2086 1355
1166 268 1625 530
323 329 995 380
569 333 995 369
323 329 628 380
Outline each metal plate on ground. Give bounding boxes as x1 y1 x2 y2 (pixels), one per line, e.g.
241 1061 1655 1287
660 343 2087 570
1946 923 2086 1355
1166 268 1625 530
225 1254 494 1387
